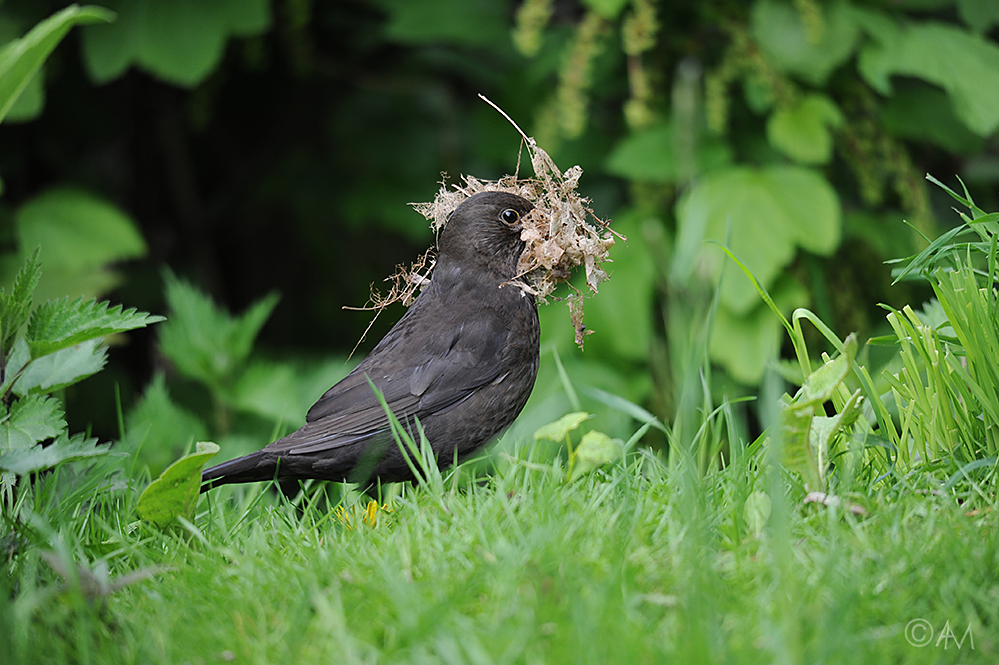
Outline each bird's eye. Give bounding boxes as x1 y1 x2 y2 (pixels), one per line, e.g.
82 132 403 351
500 209 520 224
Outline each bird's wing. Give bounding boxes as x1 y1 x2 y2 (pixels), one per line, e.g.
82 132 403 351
262 304 508 456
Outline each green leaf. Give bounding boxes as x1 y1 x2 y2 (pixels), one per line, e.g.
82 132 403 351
751 0 860 85
14 187 147 275
709 276 808 385
0 394 65 452
766 94 844 164
575 212 656 361
158 273 278 388
26 297 164 359
81 0 270 87
568 430 621 482
533 412 592 443
0 431 106 476
581 0 630 20
0 4 114 124
857 17 999 136
604 122 732 182
675 165 841 315
136 441 219 528
13 339 107 396
4 66 43 123
125 373 208 476
743 490 771 538
958 0 999 34
229 359 300 422
779 336 859 492
810 388 864 479
797 335 857 407
376 0 512 47
0 248 41 359
880 82 985 155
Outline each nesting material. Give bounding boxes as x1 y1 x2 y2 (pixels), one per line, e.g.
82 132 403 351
350 97 621 349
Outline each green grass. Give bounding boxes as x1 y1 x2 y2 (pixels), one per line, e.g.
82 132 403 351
4 436 996 664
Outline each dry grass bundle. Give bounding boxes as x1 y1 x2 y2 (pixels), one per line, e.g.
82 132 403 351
349 96 621 350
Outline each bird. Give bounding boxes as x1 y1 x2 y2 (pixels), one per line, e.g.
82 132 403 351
201 191 540 491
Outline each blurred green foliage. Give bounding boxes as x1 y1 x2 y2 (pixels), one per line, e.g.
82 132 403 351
1 0 998 471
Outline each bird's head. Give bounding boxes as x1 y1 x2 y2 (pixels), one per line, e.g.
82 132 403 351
436 191 535 278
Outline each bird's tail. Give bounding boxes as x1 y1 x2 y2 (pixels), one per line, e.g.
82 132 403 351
200 451 277 493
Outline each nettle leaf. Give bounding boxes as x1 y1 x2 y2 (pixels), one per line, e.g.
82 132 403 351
0 248 41 358
0 5 114 124
125 373 208 476
26 297 164 359
751 0 860 85
81 0 271 87
767 94 844 164
0 394 65 452
0 431 106 476
159 272 278 388
857 16 999 136
13 339 108 396
675 165 841 316
137 441 220 528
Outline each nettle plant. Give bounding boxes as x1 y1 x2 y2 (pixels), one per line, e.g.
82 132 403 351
0 250 163 517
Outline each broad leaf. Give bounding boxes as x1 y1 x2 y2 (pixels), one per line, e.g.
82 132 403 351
575 211 656 361
581 0 630 20
766 94 844 164
14 187 147 274
13 339 108 396
0 431 106 475
26 297 164 359
751 0 860 85
797 335 857 407
857 16 999 136
0 5 114 124
880 83 984 154
0 394 65 452
534 412 592 443
568 430 621 482
137 441 220 528
605 122 732 182
779 336 859 491
743 490 771 538
709 276 808 385
675 164 841 315
958 0 999 34
81 0 271 87
378 0 511 47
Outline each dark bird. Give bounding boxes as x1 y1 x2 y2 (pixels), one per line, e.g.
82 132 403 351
201 191 540 490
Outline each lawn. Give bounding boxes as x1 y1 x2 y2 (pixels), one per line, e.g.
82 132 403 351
3 426 996 664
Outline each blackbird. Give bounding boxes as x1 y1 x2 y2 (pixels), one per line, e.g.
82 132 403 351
201 191 540 490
